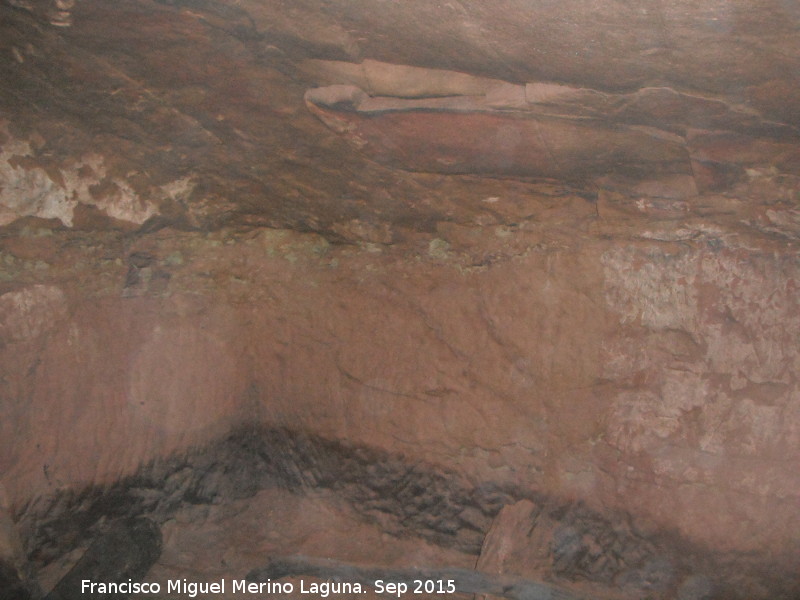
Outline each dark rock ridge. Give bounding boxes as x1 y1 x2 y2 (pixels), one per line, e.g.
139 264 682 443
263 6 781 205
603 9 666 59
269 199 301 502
13 426 798 600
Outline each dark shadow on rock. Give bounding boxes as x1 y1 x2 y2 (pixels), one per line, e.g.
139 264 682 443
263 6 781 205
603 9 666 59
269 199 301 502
43 518 161 600
0 559 34 600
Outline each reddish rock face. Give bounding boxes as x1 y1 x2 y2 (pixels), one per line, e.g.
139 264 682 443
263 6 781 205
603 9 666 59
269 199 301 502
0 1 799 599
1 225 798 598
304 88 692 182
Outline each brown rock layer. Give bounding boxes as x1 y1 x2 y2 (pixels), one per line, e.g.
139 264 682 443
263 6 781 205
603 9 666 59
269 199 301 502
0 225 797 595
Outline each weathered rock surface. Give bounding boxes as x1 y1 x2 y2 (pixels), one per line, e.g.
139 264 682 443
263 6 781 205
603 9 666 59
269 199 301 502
2 0 800 233
0 1 799 599
0 222 798 598
304 84 693 183
302 61 800 193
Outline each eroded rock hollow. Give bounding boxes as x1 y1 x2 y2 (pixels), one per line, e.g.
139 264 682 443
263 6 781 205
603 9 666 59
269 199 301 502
1 1 798 599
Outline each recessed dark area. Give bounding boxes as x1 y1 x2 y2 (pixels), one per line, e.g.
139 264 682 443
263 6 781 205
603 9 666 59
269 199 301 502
1 2 798 599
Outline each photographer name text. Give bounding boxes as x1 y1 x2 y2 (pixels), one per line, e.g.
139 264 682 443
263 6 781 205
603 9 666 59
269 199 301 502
82 577 457 597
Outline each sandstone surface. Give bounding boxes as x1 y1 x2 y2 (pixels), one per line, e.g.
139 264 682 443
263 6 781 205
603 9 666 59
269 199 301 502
0 1 798 599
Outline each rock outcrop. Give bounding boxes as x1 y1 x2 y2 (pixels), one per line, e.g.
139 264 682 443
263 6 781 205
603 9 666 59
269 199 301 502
0 1 798 599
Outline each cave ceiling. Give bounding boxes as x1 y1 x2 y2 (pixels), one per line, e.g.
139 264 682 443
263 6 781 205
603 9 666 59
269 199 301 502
1 0 799 242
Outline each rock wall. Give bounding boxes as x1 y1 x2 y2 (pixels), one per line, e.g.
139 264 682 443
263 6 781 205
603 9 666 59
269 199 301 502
1 223 797 576
1 1 799 596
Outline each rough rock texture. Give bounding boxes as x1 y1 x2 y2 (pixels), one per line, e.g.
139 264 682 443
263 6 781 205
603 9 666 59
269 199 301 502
1 224 798 598
1 1 799 599
302 67 800 192
44 518 162 600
